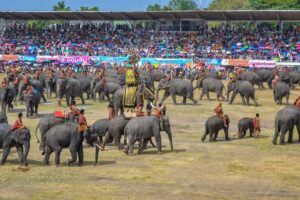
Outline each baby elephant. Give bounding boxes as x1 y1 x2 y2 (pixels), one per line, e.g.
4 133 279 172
237 117 254 138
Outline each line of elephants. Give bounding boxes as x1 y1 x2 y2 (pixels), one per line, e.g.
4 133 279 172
0 68 299 166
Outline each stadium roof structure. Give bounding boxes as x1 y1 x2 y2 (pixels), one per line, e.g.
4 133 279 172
0 10 299 21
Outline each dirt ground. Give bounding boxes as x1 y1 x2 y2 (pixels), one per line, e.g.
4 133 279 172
0 78 300 200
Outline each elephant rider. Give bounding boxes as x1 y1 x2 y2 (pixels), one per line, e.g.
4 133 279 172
1 78 7 88
155 103 163 118
252 113 261 137
25 82 34 95
34 69 41 80
146 102 153 116
13 75 19 87
71 72 77 79
108 101 116 120
47 69 54 79
11 113 25 131
78 109 88 139
60 70 66 79
272 72 280 88
214 102 227 127
70 100 80 121
294 96 300 108
23 74 28 85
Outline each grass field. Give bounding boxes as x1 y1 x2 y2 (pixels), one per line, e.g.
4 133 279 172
0 77 300 200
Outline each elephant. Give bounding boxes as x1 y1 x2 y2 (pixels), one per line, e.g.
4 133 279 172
43 123 93 166
255 69 274 89
100 116 130 150
93 81 121 102
272 106 300 145
151 70 166 82
227 80 258 106
0 86 16 114
124 115 173 155
45 76 57 98
17 79 46 103
77 76 92 99
104 69 119 78
0 124 31 166
195 78 225 101
288 71 300 89
113 84 155 115
238 71 263 89
23 93 41 118
56 78 85 106
237 117 254 138
156 78 197 105
34 113 76 155
273 82 290 105
139 70 155 92
201 115 230 142
0 112 7 123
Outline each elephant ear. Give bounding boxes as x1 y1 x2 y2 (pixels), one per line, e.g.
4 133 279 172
11 128 30 144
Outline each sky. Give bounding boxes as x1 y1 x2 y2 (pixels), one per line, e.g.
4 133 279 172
0 0 212 11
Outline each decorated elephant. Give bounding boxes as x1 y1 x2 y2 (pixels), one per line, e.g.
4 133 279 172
156 78 197 105
0 86 16 114
43 123 93 166
237 117 254 138
23 93 41 118
272 106 300 145
124 116 173 155
255 69 274 89
273 82 290 105
100 116 129 150
56 78 85 106
195 78 225 101
201 115 230 142
0 124 31 166
227 80 258 106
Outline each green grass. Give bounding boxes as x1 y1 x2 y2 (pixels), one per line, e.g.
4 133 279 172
0 76 299 200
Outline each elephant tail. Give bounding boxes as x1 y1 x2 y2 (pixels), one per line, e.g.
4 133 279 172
34 123 40 143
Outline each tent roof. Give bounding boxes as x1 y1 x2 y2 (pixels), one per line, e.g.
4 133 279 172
0 10 299 21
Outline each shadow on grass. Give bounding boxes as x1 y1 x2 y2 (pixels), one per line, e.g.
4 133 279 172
142 148 186 155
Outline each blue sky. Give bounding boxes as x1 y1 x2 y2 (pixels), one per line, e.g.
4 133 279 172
0 0 211 11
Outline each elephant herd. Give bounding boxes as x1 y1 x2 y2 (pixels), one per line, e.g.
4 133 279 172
0 68 300 166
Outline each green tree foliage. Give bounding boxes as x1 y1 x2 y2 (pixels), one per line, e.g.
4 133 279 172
250 0 300 10
80 6 99 11
168 0 198 10
53 1 71 11
208 0 251 10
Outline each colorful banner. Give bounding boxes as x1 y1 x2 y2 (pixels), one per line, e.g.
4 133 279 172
207 59 222 65
18 55 36 62
2 55 18 61
59 56 90 63
276 62 300 67
249 60 276 68
36 56 59 63
140 58 193 68
93 56 129 63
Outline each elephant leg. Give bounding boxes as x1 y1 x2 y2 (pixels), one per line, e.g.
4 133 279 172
100 131 110 151
200 90 206 100
17 145 24 165
54 149 62 166
240 94 246 105
42 93 46 103
209 131 213 142
182 96 187 104
78 144 84 165
0 146 11 165
279 97 283 105
149 138 156 148
279 130 287 145
286 95 289 104
213 131 219 141
68 149 77 166
170 93 177 105
80 94 85 105
154 134 162 154
43 146 52 165
137 139 143 155
246 96 250 106
160 92 170 104
229 91 237 104
66 96 70 106
201 132 208 142
35 105 39 116
23 142 30 166
288 127 294 143
128 139 135 156
141 138 149 152
250 95 258 106
114 134 122 150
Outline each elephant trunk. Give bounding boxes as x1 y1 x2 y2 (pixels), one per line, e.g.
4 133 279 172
23 141 30 166
166 128 173 151
155 87 161 104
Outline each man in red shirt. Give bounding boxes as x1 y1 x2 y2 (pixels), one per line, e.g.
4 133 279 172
294 96 300 109
11 113 25 131
26 83 33 94
214 102 227 127
107 101 116 120
69 100 80 120
78 109 88 139
252 113 261 137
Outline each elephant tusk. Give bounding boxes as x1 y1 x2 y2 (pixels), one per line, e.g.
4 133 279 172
94 143 101 149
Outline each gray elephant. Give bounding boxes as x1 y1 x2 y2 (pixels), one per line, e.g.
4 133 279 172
238 71 262 89
100 116 129 150
0 86 16 113
43 123 93 166
56 78 85 106
272 106 300 145
201 115 230 142
255 69 274 89
288 71 300 88
45 76 57 98
77 75 92 99
17 79 46 103
195 78 225 101
227 80 258 106
93 81 121 102
156 78 197 105
113 84 155 115
237 117 254 138
23 93 41 118
124 116 173 155
0 112 7 123
273 82 290 105
151 70 166 82
0 124 31 166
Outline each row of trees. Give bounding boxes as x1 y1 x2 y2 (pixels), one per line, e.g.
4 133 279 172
147 0 300 11
53 1 99 11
